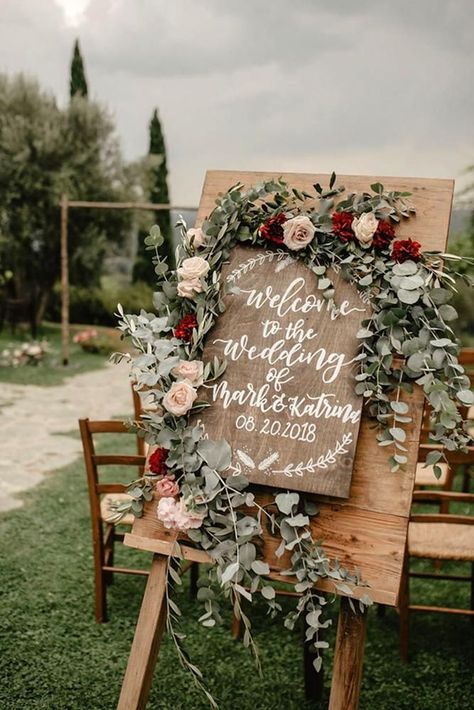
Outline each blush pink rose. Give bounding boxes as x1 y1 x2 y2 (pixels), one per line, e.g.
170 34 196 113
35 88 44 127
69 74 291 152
282 215 316 250
157 497 204 531
177 277 203 298
172 359 204 386
162 380 197 416
155 477 179 497
177 256 210 280
186 227 206 249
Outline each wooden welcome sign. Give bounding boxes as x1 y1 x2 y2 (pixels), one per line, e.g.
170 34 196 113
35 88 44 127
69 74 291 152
199 248 367 497
119 171 454 710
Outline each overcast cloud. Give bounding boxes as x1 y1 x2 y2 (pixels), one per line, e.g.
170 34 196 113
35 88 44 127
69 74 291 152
0 0 473 203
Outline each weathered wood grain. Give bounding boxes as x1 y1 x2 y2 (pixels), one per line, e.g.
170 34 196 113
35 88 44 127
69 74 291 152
125 170 453 608
328 597 368 710
196 171 454 253
117 553 168 710
198 246 367 497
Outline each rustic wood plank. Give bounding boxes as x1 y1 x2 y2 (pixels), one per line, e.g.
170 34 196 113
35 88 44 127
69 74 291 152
117 554 168 710
328 596 368 710
196 170 454 253
128 498 408 606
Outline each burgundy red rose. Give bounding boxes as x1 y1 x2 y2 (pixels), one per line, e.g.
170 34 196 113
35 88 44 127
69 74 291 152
392 238 422 263
174 314 198 342
259 213 286 245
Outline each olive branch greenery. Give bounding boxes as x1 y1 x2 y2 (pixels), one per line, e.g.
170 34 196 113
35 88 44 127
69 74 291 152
110 175 473 706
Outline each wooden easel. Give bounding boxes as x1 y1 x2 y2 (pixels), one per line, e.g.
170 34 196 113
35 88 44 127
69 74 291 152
116 171 454 709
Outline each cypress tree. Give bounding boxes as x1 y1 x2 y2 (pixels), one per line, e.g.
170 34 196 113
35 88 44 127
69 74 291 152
133 109 174 281
70 39 88 98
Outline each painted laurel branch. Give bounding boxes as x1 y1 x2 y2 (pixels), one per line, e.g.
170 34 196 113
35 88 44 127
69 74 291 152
272 432 354 477
227 250 290 283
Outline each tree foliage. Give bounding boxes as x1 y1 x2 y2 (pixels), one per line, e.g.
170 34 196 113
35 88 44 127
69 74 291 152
133 108 174 282
70 39 88 98
0 73 132 322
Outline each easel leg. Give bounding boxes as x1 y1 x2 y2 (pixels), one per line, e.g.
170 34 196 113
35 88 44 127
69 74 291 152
328 597 367 710
117 553 168 710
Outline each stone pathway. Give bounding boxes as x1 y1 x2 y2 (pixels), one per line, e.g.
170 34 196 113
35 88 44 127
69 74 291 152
0 361 132 512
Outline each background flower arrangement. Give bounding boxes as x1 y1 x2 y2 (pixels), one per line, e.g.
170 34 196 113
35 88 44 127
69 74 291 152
0 339 49 367
73 327 121 355
111 175 473 705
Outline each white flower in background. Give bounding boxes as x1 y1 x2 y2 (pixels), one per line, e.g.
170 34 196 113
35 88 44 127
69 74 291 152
172 359 204 386
25 344 42 357
177 277 203 298
282 215 316 250
186 227 206 249
162 379 197 416
178 256 210 280
351 212 379 248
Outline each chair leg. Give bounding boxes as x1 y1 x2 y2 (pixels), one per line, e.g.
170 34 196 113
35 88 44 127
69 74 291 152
93 524 108 623
462 466 472 493
399 551 410 663
104 525 115 586
189 562 199 599
231 612 242 640
471 561 474 626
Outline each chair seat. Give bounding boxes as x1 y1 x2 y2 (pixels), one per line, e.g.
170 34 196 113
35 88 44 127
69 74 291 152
101 493 134 526
408 522 474 561
415 462 449 487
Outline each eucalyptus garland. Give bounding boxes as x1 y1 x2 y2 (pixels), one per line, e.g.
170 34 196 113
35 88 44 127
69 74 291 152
111 174 473 706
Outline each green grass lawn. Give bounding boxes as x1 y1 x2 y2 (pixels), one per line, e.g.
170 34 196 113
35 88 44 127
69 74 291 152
0 322 113 386
0 432 473 710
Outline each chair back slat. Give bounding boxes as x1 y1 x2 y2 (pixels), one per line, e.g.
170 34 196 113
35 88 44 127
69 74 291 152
97 483 128 494
87 420 130 434
93 454 146 467
410 513 474 525
417 444 474 466
412 490 474 504
459 347 474 367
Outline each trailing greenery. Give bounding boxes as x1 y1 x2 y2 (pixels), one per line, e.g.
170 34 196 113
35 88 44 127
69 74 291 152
0 436 473 709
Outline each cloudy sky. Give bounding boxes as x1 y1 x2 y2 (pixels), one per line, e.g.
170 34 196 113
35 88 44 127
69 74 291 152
1 0 473 203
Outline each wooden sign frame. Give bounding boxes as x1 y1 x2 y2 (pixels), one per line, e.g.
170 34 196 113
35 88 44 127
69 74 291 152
117 171 454 709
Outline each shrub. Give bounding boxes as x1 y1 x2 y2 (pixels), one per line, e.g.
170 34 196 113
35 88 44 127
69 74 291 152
47 280 154 327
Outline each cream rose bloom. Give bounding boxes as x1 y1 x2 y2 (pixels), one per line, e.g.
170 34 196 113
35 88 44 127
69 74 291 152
283 215 316 251
352 213 379 248
177 256 210 280
186 227 206 249
162 380 197 416
172 359 204 386
177 278 203 298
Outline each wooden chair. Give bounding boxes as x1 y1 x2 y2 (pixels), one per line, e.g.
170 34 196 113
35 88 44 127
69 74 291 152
415 444 455 507
131 384 147 459
79 418 150 623
398 488 474 661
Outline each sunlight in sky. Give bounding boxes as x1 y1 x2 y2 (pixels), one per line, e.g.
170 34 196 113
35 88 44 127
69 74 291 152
55 0 90 26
